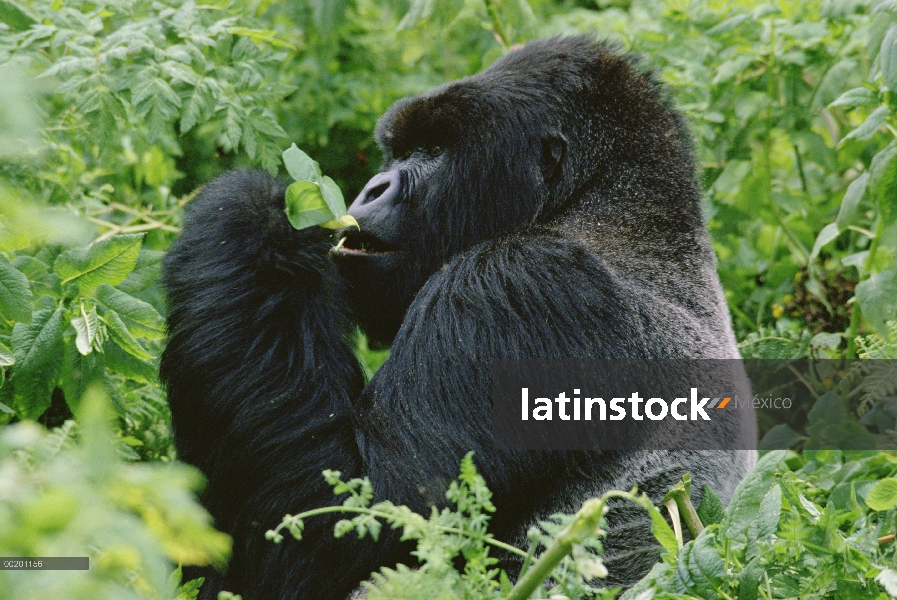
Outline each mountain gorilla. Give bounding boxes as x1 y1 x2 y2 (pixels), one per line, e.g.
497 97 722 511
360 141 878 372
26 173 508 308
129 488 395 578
161 36 755 599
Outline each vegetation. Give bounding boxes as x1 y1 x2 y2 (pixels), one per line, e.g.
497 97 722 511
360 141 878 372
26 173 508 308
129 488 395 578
1 0 897 598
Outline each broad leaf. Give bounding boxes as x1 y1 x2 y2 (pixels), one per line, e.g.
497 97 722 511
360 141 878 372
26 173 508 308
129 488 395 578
285 181 336 230
54 234 144 295
0 0 35 31
282 145 356 231
103 340 157 384
282 143 322 182
841 105 890 144
870 141 897 226
669 533 726 599
696 485 725 527
879 24 897 91
829 87 876 109
10 297 65 418
810 222 840 261
0 255 32 323
855 269 897 336
835 172 868 231
757 484 782 539
319 175 347 216
104 310 152 361
117 249 164 295
95 284 166 339
71 305 99 356
865 477 897 511
724 450 789 539
0 340 14 366
61 340 104 410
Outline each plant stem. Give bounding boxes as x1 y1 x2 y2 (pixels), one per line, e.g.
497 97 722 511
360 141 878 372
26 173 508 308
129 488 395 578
505 491 635 600
846 217 884 358
278 505 528 557
484 0 510 48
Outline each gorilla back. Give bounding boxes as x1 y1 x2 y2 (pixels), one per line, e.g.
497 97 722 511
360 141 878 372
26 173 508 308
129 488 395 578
161 36 755 600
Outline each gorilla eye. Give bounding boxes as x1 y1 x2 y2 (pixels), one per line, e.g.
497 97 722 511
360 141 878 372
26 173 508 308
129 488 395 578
400 150 413 161
428 145 443 156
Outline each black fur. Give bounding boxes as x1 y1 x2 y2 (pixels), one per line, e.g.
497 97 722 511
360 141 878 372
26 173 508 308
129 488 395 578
161 37 755 599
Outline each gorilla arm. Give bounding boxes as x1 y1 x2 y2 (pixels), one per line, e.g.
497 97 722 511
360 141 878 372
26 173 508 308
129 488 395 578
160 171 373 599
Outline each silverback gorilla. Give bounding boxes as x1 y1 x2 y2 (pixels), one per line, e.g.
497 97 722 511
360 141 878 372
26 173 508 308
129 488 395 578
160 37 755 599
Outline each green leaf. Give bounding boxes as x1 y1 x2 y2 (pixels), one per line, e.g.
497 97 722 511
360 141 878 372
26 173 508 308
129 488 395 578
879 24 897 91
807 391 846 424
282 145 351 231
696 485 725 527
836 172 869 231
759 423 803 450
285 181 337 230
71 305 99 356
865 478 897 511
705 13 751 36
319 175 348 216
810 222 840 261
712 55 754 85
669 533 726 599
0 255 32 323
103 340 157 384
0 0 35 31
855 270 897 336
117 249 164 295
756 484 781 539
638 495 679 555
61 340 104 410
829 87 876 109
751 3 782 19
10 297 65 419
95 284 166 339
724 450 789 539
870 141 897 226
0 340 14 366
53 234 144 295
282 143 323 182
841 105 890 144
737 557 763 600
104 310 152 361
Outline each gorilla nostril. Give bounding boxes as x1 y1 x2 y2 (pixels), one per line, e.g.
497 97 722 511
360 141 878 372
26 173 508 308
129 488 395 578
367 182 390 201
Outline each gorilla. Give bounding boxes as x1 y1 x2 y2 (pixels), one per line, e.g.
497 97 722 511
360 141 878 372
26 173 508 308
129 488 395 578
160 36 755 600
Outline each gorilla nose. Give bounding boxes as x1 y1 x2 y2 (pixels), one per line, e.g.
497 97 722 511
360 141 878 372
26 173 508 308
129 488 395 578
351 170 402 210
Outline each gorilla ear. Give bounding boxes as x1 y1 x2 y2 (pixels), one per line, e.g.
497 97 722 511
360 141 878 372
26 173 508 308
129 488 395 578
540 132 567 183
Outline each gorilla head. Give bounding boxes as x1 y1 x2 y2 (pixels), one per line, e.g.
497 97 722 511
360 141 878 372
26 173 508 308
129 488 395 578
332 36 699 345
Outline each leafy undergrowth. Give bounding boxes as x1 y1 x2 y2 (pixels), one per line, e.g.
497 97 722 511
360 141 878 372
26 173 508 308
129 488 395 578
0 387 229 600
266 448 897 600
625 450 897 600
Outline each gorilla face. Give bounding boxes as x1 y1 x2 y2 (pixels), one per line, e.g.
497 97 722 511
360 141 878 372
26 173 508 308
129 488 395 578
331 67 571 345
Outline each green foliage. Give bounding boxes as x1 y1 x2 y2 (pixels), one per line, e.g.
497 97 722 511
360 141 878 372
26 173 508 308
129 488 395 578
267 453 667 600
0 0 290 174
623 450 897 600
282 144 358 231
0 387 229 600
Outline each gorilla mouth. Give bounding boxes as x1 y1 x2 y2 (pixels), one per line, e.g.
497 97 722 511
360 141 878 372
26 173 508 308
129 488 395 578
333 230 400 255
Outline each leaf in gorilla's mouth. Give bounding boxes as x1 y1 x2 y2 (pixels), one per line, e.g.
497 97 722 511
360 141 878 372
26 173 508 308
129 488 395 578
335 230 399 255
